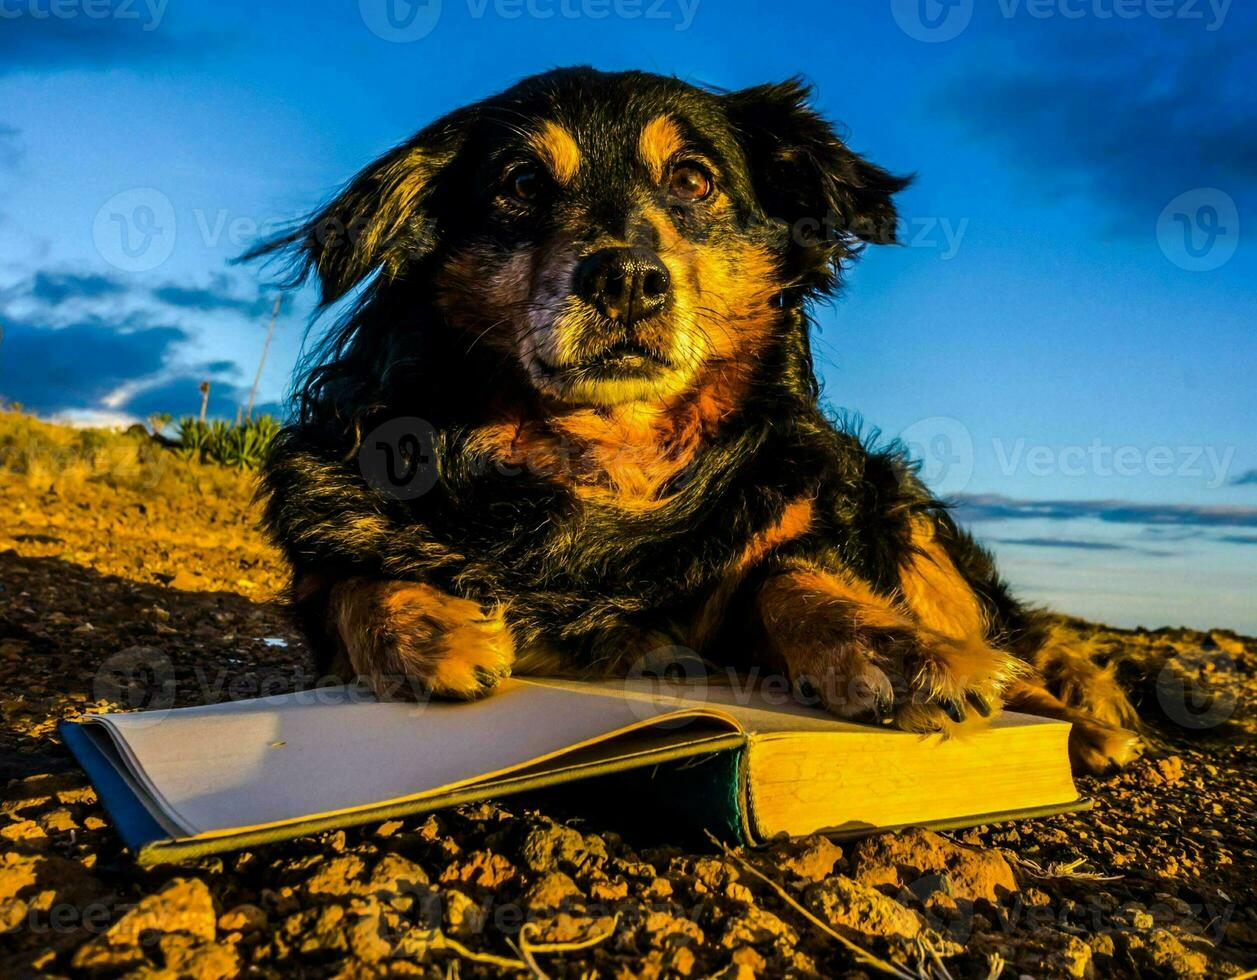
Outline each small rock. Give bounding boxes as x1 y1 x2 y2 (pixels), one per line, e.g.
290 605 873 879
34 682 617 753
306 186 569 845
218 903 267 933
442 889 486 936
438 849 516 889
159 933 241 980
669 944 696 976
520 821 607 874
730 945 767 971
806 875 924 941
369 852 429 900
37 807 78 833
346 898 395 963
643 877 673 900
641 908 704 945
851 828 1017 904
522 870 582 910
73 877 217 971
107 877 217 944
589 877 629 901
778 835 844 882
0 819 47 842
526 912 615 945
720 906 797 947
1155 756 1185 785
1122 928 1209 978
303 854 367 899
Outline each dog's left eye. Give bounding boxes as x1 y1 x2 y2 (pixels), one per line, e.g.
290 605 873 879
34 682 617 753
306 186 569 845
505 165 544 203
668 162 713 202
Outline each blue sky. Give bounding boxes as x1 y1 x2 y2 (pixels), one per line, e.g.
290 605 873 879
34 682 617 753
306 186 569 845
0 0 1253 631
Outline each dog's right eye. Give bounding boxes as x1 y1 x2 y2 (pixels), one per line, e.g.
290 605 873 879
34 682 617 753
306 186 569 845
505 166 543 203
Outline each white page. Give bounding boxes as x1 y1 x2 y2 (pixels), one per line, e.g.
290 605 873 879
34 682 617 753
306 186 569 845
88 680 738 836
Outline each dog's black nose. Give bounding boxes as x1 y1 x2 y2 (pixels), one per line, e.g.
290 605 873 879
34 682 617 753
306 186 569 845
574 248 671 324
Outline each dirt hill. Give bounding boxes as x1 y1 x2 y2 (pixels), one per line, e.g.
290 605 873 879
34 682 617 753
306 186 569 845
0 411 1253 978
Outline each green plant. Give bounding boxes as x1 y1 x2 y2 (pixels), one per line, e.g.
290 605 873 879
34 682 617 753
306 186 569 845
175 414 280 469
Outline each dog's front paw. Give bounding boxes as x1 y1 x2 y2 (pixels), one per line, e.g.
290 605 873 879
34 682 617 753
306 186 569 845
1066 715 1143 775
782 628 1026 731
330 579 514 701
886 630 1028 732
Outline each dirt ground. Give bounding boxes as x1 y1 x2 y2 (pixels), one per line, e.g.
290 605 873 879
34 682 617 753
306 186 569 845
0 417 1254 978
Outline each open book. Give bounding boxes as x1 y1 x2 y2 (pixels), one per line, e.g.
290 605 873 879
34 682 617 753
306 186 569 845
59 678 1085 865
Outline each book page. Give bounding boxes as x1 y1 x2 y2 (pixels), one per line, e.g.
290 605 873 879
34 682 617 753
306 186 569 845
88 681 742 837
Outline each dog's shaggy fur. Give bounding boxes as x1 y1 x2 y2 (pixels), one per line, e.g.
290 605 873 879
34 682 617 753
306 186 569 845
250 67 1139 774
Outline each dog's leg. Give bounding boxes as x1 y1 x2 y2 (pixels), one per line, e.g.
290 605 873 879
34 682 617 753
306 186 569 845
896 518 1142 773
754 564 1025 730
325 578 514 701
1032 628 1141 729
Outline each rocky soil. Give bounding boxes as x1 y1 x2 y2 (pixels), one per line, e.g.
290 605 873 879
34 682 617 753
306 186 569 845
0 416 1254 978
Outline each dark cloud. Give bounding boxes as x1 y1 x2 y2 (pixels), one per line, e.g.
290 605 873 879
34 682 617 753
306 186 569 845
941 21 1257 227
1231 470 1257 486
0 314 185 413
29 271 127 306
1218 535 1257 546
992 535 1176 558
996 537 1129 551
0 4 178 75
151 283 271 318
954 494 1257 529
0 266 286 422
11 268 273 319
121 375 287 422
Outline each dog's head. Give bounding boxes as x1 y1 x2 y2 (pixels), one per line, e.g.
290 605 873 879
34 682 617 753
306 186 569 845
257 68 908 410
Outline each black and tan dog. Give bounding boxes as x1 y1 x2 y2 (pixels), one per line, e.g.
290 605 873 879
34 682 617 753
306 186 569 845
251 67 1139 774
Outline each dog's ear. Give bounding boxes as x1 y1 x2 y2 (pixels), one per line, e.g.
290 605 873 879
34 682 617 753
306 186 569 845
724 79 911 293
244 108 475 306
